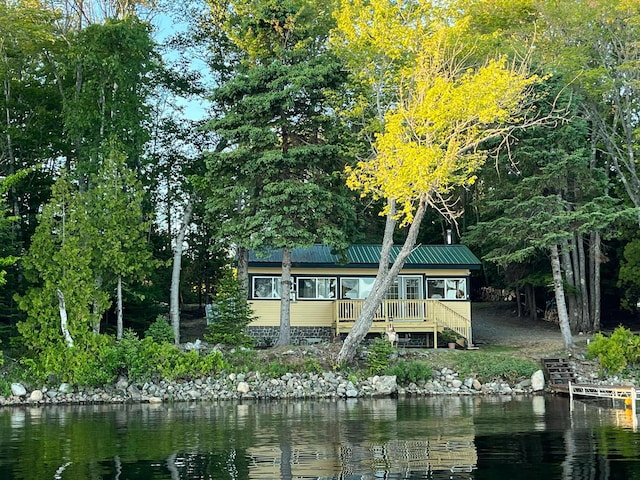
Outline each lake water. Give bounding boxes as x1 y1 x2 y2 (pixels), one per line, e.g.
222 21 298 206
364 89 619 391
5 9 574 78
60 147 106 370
1 395 639 479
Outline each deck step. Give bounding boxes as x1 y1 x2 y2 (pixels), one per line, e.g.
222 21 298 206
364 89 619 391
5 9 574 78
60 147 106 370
541 358 577 385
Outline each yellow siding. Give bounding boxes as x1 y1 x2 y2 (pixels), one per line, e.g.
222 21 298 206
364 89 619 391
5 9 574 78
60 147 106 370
249 300 335 327
248 266 473 333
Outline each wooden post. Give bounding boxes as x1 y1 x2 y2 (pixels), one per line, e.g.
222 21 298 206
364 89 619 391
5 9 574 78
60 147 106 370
569 382 574 412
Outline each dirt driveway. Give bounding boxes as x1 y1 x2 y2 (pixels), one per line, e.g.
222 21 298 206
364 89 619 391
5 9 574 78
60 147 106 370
471 301 590 359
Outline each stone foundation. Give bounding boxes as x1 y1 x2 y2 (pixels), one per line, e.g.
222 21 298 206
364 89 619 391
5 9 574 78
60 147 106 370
246 326 333 346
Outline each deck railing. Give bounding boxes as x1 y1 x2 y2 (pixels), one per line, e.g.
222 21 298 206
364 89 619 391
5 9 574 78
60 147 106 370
335 299 471 344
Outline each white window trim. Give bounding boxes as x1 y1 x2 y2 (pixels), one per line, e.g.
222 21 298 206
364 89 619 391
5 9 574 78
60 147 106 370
426 277 468 300
297 276 337 300
340 277 376 300
251 276 281 299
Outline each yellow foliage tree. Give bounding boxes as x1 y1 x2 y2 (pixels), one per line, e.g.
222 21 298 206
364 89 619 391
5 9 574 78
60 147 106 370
335 0 542 363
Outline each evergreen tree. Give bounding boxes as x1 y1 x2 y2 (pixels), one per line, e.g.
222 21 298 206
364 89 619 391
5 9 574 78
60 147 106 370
203 0 356 346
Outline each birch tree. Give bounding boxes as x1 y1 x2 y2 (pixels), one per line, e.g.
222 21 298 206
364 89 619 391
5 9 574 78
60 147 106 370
17 174 106 355
333 0 542 363
169 199 193 345
88 144 152 338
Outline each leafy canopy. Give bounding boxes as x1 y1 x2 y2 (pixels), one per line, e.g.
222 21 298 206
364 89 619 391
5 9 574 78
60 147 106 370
343 12 540 224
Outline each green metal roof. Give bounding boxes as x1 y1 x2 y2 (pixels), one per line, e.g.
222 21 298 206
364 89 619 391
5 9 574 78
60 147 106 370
249 244 481 270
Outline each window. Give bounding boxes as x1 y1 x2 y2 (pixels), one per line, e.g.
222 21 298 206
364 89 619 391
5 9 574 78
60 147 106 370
297 277 337 300
340 278 375 299
252 276 281 299
386 276 423 300
427 278 467 300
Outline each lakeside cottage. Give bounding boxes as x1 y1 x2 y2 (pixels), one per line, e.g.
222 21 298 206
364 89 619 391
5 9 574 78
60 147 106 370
246 244 482 348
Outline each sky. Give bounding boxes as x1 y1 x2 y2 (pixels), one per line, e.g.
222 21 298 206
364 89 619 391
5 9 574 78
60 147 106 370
152 10 211 122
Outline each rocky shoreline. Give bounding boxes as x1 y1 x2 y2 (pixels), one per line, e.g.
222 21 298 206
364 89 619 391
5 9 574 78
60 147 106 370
2 366 550 407
2 349 633 407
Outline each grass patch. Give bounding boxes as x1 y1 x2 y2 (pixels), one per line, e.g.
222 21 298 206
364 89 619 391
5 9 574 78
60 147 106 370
452 351 538 383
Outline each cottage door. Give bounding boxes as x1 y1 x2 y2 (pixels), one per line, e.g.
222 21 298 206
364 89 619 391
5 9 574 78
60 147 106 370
386 276 423 321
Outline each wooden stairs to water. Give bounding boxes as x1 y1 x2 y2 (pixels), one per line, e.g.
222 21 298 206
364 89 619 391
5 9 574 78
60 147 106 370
542 358 639 423
541 357 577 391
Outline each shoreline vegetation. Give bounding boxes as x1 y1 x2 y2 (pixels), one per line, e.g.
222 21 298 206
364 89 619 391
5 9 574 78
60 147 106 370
3 303 639 408
0 335 624 408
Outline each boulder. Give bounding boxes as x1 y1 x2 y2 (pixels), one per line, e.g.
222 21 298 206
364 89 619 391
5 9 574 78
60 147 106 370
28 390 43 402
11 383 26 397
531 370 545 392
115 376 129 391
58 383 73 394
237 381 250 394
371 375 398 395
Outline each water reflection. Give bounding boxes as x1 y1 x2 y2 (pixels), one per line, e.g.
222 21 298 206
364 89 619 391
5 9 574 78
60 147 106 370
1 396 639 479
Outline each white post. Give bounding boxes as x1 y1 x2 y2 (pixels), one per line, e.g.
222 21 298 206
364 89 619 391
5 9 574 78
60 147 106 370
569 382 574 412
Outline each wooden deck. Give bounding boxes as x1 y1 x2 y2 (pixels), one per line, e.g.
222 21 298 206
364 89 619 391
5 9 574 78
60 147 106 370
334 299 472 346
543 358 639 427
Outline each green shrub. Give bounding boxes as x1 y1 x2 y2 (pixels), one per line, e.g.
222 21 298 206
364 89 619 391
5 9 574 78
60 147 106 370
386 360 433 385
302 358 323 375
587 326 640 374
0 377 10 397
20 334 120 386
264 361 290 378
155 347 227 380
227 348 259 373
365 336 395 376
204 274 256 348
145 315 174 344
116 330 228 382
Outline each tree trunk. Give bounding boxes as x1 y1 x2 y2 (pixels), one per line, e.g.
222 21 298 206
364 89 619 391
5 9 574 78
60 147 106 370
116 275 123 340
525 283 537 321
560 239 579 331
237 246 249 304
589 232 602 332
57 289 74 348
337 196 427 364
576 233 590 332
275 247 292 347
550 244 575 350
170 199 194 345
92 276 103 334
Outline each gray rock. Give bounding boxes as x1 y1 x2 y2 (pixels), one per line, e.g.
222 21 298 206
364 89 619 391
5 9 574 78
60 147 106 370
28 390 43 402
237 381 250 394
451 379 463 389
11 383 26 397
531 370 545 392
115 376 129 391
346 388 359 398
58 383 73 394
371 375 398 395
187 390 201 399
185 339 202 351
